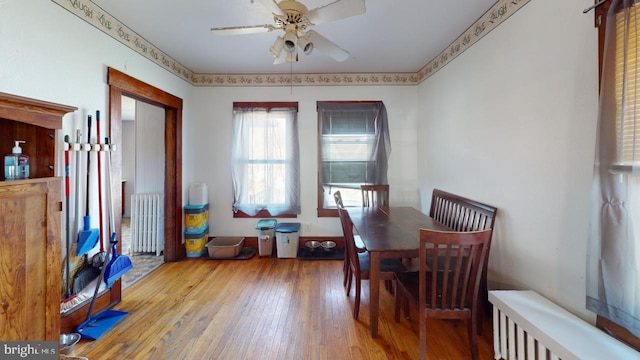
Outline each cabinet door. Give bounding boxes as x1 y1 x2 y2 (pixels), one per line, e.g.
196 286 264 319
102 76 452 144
0 179 61 341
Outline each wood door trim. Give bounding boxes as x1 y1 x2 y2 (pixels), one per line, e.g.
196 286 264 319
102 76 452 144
107 67 183 263
61 68 183 333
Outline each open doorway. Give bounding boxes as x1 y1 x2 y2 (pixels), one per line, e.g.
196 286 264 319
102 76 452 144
60 67 183 332
120 96 166 288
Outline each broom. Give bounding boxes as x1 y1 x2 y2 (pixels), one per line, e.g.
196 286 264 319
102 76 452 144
76 114 99 256
103 137 133 287
76 138 131 340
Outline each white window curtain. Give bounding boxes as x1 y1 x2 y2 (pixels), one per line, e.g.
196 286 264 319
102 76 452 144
587 0 640 338
231 106 300 216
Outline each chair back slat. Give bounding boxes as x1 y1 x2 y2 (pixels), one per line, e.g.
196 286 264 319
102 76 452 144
420 229 492 314
361 184 390 210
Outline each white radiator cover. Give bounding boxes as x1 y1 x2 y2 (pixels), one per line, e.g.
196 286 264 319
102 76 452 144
489 290 638 360
130 193 165 256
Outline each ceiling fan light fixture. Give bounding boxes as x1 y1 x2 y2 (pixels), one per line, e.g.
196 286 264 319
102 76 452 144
298 34 313 55
283 30 297 53
286 51 298 63
270 36 285 57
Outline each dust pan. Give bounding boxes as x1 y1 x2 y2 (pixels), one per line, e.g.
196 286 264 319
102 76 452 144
76 216 99 256
104 232 133 287
76 228 126 340
76 309 128 340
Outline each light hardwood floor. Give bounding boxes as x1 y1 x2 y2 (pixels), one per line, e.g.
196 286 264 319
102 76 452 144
74 256 495 359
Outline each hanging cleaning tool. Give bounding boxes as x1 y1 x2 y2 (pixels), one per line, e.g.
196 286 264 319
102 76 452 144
76 114 99 256
75 139 130 340
64 135 72 299
61 133 90 312
91 110 107 267
64 131 93 307
103 137 133 287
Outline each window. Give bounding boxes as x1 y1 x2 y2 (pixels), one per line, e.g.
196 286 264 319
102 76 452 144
588 0 640 350
614 4 640 170
231 102 300 217
317 101 391 216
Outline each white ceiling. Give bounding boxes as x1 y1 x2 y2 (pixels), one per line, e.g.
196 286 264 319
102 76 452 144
91 0 498 75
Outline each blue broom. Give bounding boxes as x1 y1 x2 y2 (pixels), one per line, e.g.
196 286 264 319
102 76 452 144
77 115 99 256
76 136 131 340
103 137 132 286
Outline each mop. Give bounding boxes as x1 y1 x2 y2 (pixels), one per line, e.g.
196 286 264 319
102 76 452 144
76 114 99 256
76 137 131 340
61 132 91 313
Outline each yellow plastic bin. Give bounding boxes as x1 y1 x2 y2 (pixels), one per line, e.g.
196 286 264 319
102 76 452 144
185 203 209 233
185 226 209 258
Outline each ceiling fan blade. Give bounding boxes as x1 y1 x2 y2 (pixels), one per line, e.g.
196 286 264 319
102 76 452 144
307 30 350 62
306 0 366 25
254 0 285 16
211 24 276 35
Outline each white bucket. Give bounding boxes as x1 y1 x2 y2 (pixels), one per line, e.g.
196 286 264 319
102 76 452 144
189 182 208 205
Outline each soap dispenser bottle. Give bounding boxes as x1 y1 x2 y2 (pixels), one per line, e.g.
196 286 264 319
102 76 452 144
4 140 29 180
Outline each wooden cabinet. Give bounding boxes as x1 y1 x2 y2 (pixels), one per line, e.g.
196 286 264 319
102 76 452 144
0 178 62 340
0 92 75 341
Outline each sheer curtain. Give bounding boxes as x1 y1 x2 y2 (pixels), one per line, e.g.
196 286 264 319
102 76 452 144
587 0 640 338
317 101 391 189
231 106 300 216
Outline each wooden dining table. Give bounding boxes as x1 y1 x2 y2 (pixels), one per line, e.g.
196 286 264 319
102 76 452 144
346 206 451 338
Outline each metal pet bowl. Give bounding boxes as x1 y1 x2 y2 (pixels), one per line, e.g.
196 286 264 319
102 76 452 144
305 240 321 251
321 241 337 251
60 333 81 355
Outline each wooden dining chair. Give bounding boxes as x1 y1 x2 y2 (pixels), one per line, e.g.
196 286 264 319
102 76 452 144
333 191 351 287
336 204 406 319
361 184 390 210
429 188 498 329
394 228 492 360
333 191 368 288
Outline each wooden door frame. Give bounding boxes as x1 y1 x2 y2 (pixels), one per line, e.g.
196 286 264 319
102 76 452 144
107 67 183 262
61 68 183 333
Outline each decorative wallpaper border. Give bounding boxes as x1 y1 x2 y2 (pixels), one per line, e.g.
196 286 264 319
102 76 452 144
51 0 529 87
417 0 530 81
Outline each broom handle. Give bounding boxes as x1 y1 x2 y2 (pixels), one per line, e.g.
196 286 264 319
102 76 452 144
84 219 113 322
86 115 92 217
96 111 104 252
75 130 82 233
106 137 117 243
64 135 71 299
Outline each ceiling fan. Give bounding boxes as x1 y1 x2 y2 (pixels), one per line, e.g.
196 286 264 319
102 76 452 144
210 0 366 64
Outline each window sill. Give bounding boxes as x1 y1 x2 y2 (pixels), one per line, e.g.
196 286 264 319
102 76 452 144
233 209 297 219
317 208 338 218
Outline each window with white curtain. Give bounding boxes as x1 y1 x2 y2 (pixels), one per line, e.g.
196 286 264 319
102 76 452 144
231 102 300 217
317 101 391 216
587 0 640 346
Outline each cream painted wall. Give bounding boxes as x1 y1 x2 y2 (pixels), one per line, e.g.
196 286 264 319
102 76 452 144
188 86 418 237
0 0 192 256
416 0 599 321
